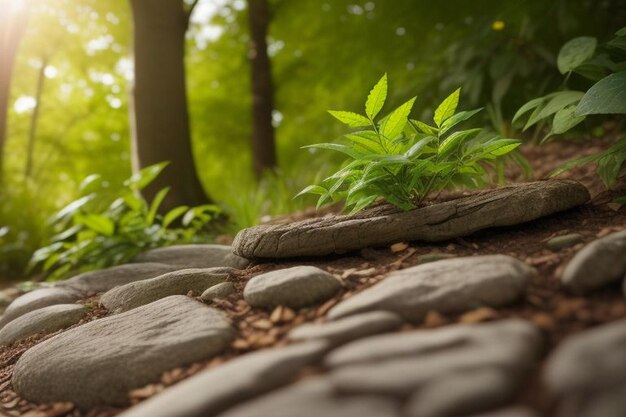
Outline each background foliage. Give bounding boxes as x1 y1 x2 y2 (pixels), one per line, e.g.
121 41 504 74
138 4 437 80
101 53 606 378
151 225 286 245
2 0 626 279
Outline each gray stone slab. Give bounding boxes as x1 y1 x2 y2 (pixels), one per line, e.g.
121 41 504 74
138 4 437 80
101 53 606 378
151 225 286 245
545 317 626 396
288 311 403 347
244 266 341 309
58 262 179 296
404 368 517 417
0 287 82 329
233 180 589 258
134 244 249 269
561 230 626 293
13 296 233 409
100 268 231 313
0 304 86 346
219 378 399 417
328 255 533 322
116 341 329 417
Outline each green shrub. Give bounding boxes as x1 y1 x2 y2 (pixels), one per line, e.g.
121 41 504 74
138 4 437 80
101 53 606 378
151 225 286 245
29 162 221 280
298 74 522 213
515 27 626 188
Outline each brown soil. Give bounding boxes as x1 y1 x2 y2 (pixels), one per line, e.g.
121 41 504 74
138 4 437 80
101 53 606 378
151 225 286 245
2 138 626 416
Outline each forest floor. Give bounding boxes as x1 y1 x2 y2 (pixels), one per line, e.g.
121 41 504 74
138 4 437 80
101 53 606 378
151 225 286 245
0 136 625 417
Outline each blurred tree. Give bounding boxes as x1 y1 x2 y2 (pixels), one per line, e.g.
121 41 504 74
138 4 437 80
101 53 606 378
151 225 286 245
0 0 29 179
247 0 276 177
128 0 209 210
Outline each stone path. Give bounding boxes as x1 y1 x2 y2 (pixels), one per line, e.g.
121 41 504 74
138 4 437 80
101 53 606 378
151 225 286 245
232 180 589 258
1 192 626 417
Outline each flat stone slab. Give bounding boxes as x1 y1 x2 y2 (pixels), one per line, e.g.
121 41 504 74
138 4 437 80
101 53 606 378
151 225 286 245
117 341 329 417
233 180 589 258
58 262 179 296
326 320 541 411
328 255 533 322
13 296 233 409
0 287 82 329
545 317 626 396
220 379 399 417
288 311 403 347
0 304 86 346
134 244 249 269
561 230 626 293
244 266 341 309
100 268 231 313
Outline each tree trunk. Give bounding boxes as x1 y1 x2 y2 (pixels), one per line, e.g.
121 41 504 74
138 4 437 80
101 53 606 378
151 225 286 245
128 0 209 210
247 0 277 178
24 56 47 179
0 0 28 180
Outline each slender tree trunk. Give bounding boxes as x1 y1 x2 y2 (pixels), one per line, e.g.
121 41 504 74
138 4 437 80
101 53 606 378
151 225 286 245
24 56 47 179
128 0 209 210
247 0 277 178
0 0 28 180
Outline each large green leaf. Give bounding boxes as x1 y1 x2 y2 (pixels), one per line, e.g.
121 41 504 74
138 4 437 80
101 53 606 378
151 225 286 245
74 213 115 237
303 143 364 159
434 88 460 127
438 128 482 156
328 110 371 127
147 187 170 225
439 108 482 136
365 73 387 120
576 71 626 115
379 97 416 140
557 36 597 74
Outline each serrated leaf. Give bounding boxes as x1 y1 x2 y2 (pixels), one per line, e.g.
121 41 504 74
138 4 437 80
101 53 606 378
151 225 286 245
558 36 597 74
439 108 483 136
410 119 438 135
365 73 387 119
438 128 482 156
303 143 364 159
576 71 626 116
434 88 460 127
404 135 436 157
380 97 416 140
345 131 385 153
295 185 328 199
328 110 371 127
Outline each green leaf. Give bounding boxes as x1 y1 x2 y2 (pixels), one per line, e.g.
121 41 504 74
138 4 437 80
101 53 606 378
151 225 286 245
524 91 584 130
365 73 387 119
163 205 189 228
557 36 597 74
303 143 364 159
125 162 170 191
438 128 482 156
513 96 548 125
487 141 521 156
409 119 438 135
576 71 626 115
434 88 460 127
347 195 377 214
380 97 416 140
616 27 626 36
439 108 483 136
295 185 328 199
147 188 169 225
550 105 586 136
328 110 371 127
404 135 436 157
345 131 385 154
74 213 114 236
52 195 94 224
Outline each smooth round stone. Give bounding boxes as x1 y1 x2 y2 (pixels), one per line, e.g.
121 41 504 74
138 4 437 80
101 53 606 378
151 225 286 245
547 233 584 251
244 266 341 309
